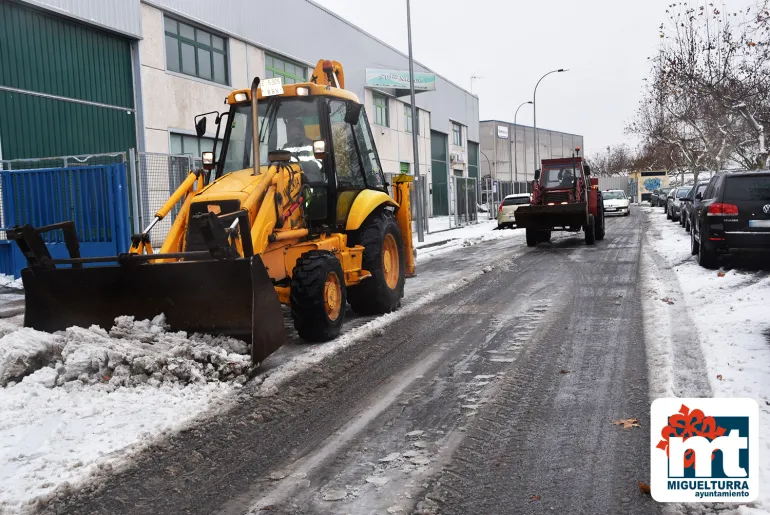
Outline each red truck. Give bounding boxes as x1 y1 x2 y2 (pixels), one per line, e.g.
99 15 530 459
514 148 605 246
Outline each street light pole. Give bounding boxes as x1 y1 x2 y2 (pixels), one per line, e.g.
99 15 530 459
514 100 533 194
533 69 568 178
406 0 424 242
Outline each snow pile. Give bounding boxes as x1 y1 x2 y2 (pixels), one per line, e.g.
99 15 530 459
0 315 253 389
640 206 770 512
414 220 509 262
0 274 23 290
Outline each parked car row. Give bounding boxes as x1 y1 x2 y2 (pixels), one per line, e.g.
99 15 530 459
660 170 770 268
650 187 673 207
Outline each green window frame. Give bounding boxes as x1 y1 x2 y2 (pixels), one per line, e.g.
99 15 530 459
164 16 228 85
452 122 463 146
265 53 307 85
373 93 389 127
404 105 419 134
400 162 410 174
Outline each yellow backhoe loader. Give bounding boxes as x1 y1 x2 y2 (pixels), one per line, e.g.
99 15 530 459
8 59 416 363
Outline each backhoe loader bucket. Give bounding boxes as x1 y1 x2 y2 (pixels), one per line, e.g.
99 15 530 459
20 256 286 363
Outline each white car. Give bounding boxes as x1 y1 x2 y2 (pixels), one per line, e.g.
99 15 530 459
497 193 530 228
602 190 630 216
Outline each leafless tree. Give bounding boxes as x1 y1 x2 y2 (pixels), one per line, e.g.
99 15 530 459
627 0 770 180
587 144 636 176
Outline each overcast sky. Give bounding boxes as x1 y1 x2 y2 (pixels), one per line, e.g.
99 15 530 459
313 0 755 157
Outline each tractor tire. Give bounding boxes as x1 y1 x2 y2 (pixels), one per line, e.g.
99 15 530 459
584 214 596 245
539 230 552 243
291 250 347 342
595 205 606 241
526 228 538 247
347 211 405 315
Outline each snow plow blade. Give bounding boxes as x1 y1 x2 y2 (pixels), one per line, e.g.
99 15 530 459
20 256 286 363
514 202 587 230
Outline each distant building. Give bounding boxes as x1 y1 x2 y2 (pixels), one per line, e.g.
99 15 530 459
628 170 670 203
479 120 584 188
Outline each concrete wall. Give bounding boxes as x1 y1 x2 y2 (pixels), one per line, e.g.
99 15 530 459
19 0 142 38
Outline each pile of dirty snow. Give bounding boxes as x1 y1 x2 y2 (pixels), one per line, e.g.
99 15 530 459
0 315 254 512
0 274 23 290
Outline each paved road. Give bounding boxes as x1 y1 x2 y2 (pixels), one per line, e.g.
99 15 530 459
44 212 656 515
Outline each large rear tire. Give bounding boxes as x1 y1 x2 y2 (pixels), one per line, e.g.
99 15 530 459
347 211 405 315
291 250 347 342
595 204 606 241
539 230 551 243
584 214 596 245
526 228 538 247
697 233 719 269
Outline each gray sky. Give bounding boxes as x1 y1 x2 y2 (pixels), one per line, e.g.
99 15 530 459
313 0 754 157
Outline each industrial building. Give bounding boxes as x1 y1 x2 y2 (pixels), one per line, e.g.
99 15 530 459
0 0 479 217
479 120 584 190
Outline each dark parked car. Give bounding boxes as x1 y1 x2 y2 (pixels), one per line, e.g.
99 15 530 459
691 170 770 268
680 182 709 232
650 187 673 207
667 186 692 222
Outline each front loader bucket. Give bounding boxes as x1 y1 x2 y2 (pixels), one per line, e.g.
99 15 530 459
514 202 587 231
21 256 286 363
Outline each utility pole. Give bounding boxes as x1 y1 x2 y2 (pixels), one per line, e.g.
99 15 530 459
406 0 424 241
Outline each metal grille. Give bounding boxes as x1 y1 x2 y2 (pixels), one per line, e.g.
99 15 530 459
544 191 571 204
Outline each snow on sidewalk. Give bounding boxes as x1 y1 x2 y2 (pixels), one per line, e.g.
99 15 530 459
414 218 510 262
640 206 770 513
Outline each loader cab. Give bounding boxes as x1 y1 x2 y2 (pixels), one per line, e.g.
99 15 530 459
215 92 387 231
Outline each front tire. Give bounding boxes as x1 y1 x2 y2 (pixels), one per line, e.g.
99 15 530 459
595 206 606 241
347 211 405 315
584 214 596 245
291 251 347 342
526 228 538 247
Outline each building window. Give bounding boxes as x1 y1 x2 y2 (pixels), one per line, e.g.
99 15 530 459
373 93 389 127
452 122 463 146
265 53 307 84
404 105 420 134
170 133 216 158
164 17 228 85
400 162 410 174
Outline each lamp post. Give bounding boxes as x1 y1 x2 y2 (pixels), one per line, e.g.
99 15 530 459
480 150 494 218
406 0 424 241
513 100 533 193
533 68 568 178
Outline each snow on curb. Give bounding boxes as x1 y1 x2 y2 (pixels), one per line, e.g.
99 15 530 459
640 206 770 514
0 274 23 290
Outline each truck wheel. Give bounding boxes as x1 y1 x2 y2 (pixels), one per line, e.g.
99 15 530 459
584 214 596 245
690 226 699 255
291 250 347 342
595 206 605 241
347 211 405 315
539 230 551 243
526 228 538 247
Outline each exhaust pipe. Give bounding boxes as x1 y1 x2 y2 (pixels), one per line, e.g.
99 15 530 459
251 77 260 174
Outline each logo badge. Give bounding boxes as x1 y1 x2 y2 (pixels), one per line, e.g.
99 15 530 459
651 398 759 502
763 204 770 214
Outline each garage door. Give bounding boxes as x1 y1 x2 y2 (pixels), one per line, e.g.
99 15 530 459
0 0 136 161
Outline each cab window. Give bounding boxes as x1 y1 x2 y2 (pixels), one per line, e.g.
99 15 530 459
329 100 366 190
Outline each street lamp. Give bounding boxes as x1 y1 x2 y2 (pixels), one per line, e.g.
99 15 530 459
406 0 424 241
533 68 568 177
513 100 533 193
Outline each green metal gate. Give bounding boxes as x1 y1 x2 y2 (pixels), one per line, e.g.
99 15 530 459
0 0 136 160
431 131 448 216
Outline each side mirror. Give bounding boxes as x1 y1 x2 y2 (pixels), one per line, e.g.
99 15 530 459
695 192 702 200
534 169 541 181
201 151 215 170
584 164 592 176
313 140 327 159
195 117 207 138
345 102 362 125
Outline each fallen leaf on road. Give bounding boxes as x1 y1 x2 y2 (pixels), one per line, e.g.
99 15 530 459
661 297 675 305
638 481 651 495
717 374 724 381
559 369 570 374
530 495 541 502
614 418 641 429
260 507 274 511
717 272 726 277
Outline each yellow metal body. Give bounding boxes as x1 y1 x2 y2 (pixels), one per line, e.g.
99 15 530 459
135 59 413 307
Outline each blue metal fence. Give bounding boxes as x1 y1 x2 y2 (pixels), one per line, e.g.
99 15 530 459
0 164 131 278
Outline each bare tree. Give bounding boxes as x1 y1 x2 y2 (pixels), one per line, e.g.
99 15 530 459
627 0 770 178
587 144 636 176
